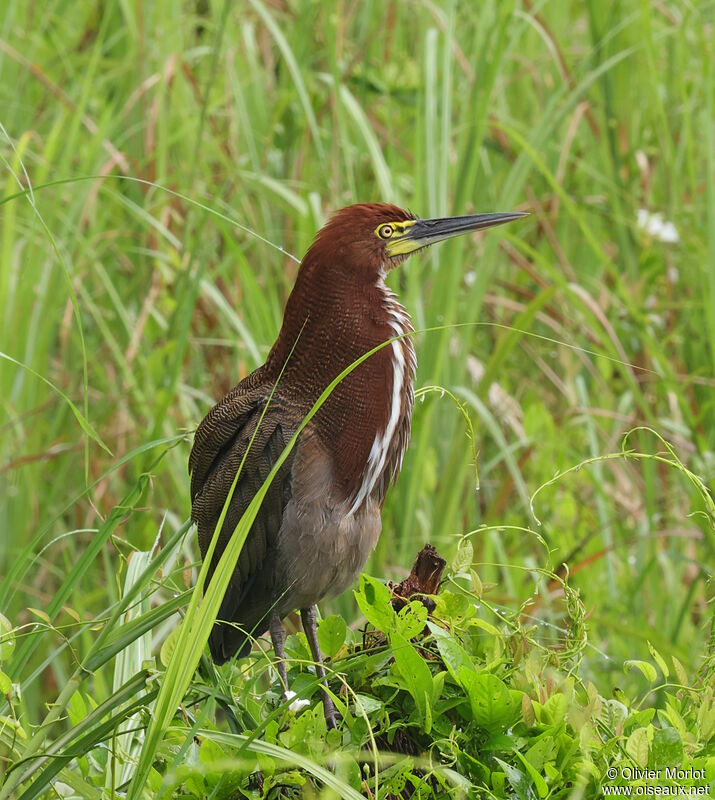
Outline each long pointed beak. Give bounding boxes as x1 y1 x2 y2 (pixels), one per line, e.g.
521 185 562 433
386 211 528 257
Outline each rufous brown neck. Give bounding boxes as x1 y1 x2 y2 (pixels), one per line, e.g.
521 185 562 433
264 246 416 510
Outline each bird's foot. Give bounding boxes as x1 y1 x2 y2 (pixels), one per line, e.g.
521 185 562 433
322 693 339 730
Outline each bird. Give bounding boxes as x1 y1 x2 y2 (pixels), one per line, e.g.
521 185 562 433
189 203 527 726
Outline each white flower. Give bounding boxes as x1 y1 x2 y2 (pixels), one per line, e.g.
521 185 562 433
637 209 679 243
285 689 310 713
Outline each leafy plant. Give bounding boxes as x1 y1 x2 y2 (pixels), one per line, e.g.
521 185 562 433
1 0 714 796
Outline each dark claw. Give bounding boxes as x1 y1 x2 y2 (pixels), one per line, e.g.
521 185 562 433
301 605 341 731
323 695 339 730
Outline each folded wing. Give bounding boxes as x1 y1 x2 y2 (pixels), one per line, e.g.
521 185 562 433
189 378 295 663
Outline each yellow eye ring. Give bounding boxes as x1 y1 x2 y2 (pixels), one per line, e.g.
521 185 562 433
377 224 394 239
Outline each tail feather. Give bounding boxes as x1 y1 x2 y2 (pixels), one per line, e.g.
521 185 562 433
209 618 268 664
208 578 275 664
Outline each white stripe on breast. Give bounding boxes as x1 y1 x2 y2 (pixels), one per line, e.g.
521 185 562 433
347 280 410 516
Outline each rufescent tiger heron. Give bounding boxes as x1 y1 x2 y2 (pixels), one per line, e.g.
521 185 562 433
189 203 527 727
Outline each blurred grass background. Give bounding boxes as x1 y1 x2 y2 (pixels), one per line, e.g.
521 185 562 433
0 0 713 736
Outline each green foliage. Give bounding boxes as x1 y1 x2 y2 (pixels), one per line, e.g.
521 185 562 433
2 553 712 798
1 0 714 796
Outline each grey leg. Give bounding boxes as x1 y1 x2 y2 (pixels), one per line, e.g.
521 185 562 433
301 605 338 729
269 612 289 693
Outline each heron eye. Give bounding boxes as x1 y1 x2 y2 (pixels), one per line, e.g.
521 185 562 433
377 224 394 239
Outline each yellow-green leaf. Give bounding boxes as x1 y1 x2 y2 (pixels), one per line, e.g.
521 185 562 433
624 659 657 683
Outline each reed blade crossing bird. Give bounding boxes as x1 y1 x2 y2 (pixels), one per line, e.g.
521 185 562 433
189 203 526 726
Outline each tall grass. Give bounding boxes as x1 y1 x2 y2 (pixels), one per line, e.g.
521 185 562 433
0 0 713 795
